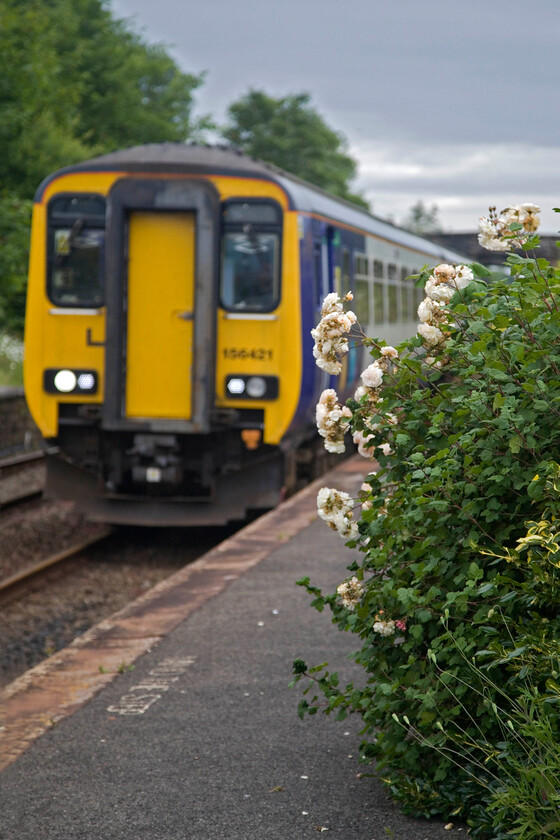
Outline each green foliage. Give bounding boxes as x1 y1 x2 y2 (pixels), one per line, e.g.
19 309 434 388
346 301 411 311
0 0 209 333
296 235 560 836
0 0 208 197
0 195 32 333
221 89 369 210
402 200 443 234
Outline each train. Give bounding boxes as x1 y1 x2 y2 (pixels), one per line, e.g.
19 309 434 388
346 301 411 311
23 143 464 526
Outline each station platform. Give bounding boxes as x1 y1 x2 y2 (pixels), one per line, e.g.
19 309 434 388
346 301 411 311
0 458 462 839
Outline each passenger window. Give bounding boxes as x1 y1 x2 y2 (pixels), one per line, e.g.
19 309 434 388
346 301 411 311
354 279 370 324
47 194 106 307
401 285 411 321
373 259 384 279
313 241 323 309
220 200 282 312
341 249 351 297
373 282 385 323
388 286 398 323
388 263 397 281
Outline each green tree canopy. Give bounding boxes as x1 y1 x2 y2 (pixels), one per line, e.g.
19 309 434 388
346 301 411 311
402 200 443 234
221 90 369 210
0 0 209 337
0 0 208 197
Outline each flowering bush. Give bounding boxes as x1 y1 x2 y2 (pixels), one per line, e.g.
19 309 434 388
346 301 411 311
294 206 560 837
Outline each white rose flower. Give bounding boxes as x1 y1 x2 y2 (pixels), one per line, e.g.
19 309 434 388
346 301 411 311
425 278 455 303
454 265 474 289
433 264 456 282
418 322 444 347
337 576 365 610
373 620 396 637
361 362 384 390
353 429 375 459
380 346 398 359
417 297 436 323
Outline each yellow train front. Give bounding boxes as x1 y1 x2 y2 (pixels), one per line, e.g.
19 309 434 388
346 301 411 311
24 143 463 526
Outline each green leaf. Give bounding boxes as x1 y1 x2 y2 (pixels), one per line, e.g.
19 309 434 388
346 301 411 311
508 435 523 454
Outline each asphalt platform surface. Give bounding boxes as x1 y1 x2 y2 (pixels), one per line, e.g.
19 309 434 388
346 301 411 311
0 463 466 839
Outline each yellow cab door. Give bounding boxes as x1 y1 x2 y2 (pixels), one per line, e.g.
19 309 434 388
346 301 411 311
125 211 195 419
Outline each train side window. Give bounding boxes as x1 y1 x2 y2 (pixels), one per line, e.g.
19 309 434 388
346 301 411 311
401 285 411 321
353 253 370 324
220 200 282 312
354 279 370 324
313 241 323 309
47 193 106 308
388 263 397 281
388 285 398 323
373 281 385 323
400 267 411 320
373 259 384 279
341 248 351 297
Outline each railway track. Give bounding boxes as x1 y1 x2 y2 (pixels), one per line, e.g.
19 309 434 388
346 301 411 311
0 516 237 688
0 527 112 599
0 449 47 507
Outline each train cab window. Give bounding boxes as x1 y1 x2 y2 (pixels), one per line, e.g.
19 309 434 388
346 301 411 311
220 200 281 312
47 194 106 307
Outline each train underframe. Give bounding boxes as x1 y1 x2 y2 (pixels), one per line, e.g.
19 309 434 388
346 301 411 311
44 409 330 526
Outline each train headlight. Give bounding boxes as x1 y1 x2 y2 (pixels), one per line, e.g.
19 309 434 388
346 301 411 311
44 368 98 395
53 369 77 393
225 375 278 400
245 376 267 398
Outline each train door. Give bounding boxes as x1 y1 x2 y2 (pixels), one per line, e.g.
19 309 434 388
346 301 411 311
125 211 194 420
103 178 219 434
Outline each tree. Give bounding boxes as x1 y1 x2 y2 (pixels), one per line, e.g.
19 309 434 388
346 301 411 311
221 90 369 210
0 0 210 334
0 195 32 333
402 200 442 234
0 0 208 197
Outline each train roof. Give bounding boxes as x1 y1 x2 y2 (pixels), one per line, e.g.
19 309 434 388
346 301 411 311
37 143 465 263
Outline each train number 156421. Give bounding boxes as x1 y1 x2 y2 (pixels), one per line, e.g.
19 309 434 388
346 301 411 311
222 347 273 360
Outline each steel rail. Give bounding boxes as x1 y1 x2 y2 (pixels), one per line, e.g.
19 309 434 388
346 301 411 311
0 527 113 597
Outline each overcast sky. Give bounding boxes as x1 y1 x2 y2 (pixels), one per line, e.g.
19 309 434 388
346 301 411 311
110 0 560 233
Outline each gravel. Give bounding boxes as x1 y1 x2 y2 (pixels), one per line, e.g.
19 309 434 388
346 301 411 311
0 497 237 688
0 497 106 579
